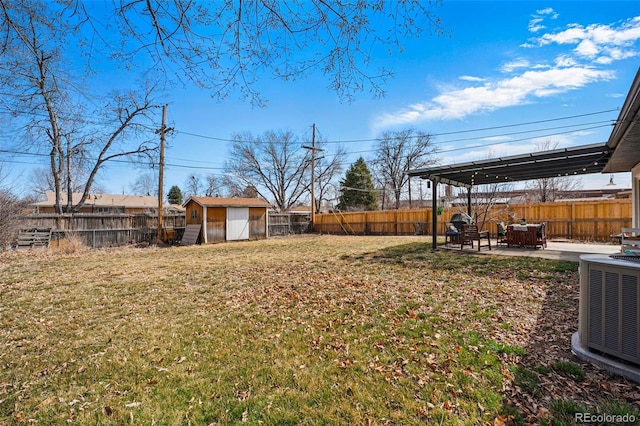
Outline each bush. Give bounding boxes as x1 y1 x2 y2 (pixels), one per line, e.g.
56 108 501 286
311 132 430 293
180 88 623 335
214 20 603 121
0 190 26 251
56 231 88 255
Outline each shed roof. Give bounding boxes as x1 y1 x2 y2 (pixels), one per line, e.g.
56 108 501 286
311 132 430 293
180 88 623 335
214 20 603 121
185 196 271 208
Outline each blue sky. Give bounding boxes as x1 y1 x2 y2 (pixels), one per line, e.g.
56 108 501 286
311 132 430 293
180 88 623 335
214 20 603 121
160 1 640 195
4 1 640 196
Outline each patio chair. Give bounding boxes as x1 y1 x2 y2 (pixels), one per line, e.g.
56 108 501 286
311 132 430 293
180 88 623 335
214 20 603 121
496 222 507 246
460 224 491 251
445 223 460 245
536 223 547 249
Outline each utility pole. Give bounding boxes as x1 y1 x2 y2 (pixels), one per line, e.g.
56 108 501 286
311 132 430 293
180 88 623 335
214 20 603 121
157 104 167 245
303 123 323 230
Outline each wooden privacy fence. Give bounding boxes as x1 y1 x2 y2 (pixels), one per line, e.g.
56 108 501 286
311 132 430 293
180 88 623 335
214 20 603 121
314 199 632 242
505 199 631 242
314 210 432 236
17 213 186 248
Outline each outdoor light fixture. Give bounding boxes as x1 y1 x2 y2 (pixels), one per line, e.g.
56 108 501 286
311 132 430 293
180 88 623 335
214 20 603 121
606 174 616 186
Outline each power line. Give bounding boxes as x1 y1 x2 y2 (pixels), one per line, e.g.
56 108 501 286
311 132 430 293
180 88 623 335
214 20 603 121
0 121 614 171
0 108 619 178
437 124 613 154
173 108 618 145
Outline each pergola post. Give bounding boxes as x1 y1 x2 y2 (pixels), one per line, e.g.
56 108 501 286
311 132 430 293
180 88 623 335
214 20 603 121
432 180 438 250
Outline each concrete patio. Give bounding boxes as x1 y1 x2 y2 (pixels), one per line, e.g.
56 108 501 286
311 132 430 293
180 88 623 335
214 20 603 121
442 239 621 262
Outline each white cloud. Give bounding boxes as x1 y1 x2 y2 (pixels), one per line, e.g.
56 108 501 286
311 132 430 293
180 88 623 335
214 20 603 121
376 67 614 127
554 55 577 67
375 13 638 129
501 59 531 73
529 18 545 33
536 8 558 17
528 8 558 33
534 17 640 63
575 39 600 57
459 75 485 82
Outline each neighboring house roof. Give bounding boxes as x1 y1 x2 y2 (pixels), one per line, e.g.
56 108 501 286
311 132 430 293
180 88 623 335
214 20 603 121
33 192 160 209
290 205 312 213
185 196 271 208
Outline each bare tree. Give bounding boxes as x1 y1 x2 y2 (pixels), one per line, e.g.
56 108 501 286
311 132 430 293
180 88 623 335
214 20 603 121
313 144 346 212
30 167 86 200
458 150 516 231
0 2 160 213
184 175 203 198
221 175 243 198
1 1 446 211
225 130 310 212
373 129 437 209
526 141 582 202
182 174 221 198
219 176 257 199
130 172 158 196
469 182 514 231
204 174 222 197
103 1 446 103
372 174 393 211
1 1 446 103
0 165 28 250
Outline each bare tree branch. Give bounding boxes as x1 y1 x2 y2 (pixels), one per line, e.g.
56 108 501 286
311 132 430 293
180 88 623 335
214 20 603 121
373 129 437 209
225 130 310 211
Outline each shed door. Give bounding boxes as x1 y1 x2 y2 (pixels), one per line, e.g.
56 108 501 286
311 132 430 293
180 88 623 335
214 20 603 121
226 207 249 241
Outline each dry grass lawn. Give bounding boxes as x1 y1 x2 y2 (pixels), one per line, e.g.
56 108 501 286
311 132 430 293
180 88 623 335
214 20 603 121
1 235 638 425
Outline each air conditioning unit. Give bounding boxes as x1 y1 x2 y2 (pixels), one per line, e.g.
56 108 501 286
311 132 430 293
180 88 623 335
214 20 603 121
578 255 640 366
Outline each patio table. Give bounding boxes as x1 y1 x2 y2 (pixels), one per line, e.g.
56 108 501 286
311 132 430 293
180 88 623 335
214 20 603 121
507 224 542 248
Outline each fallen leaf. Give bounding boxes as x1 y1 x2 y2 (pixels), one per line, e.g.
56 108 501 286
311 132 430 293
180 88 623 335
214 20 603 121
35 396 55 409
537 407 550 419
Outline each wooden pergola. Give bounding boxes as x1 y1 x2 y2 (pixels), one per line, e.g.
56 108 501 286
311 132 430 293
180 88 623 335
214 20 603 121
407 143 613 249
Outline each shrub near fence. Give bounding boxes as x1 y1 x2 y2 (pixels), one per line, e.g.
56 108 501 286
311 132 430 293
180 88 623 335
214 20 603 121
17 213 186 248
314 199 632 242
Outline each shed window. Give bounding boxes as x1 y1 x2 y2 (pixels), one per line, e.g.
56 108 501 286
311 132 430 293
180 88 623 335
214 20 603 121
191 209 198 219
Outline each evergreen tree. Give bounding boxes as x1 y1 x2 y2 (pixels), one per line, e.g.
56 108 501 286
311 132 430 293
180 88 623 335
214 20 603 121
167 185 183 205
337 157 377 211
